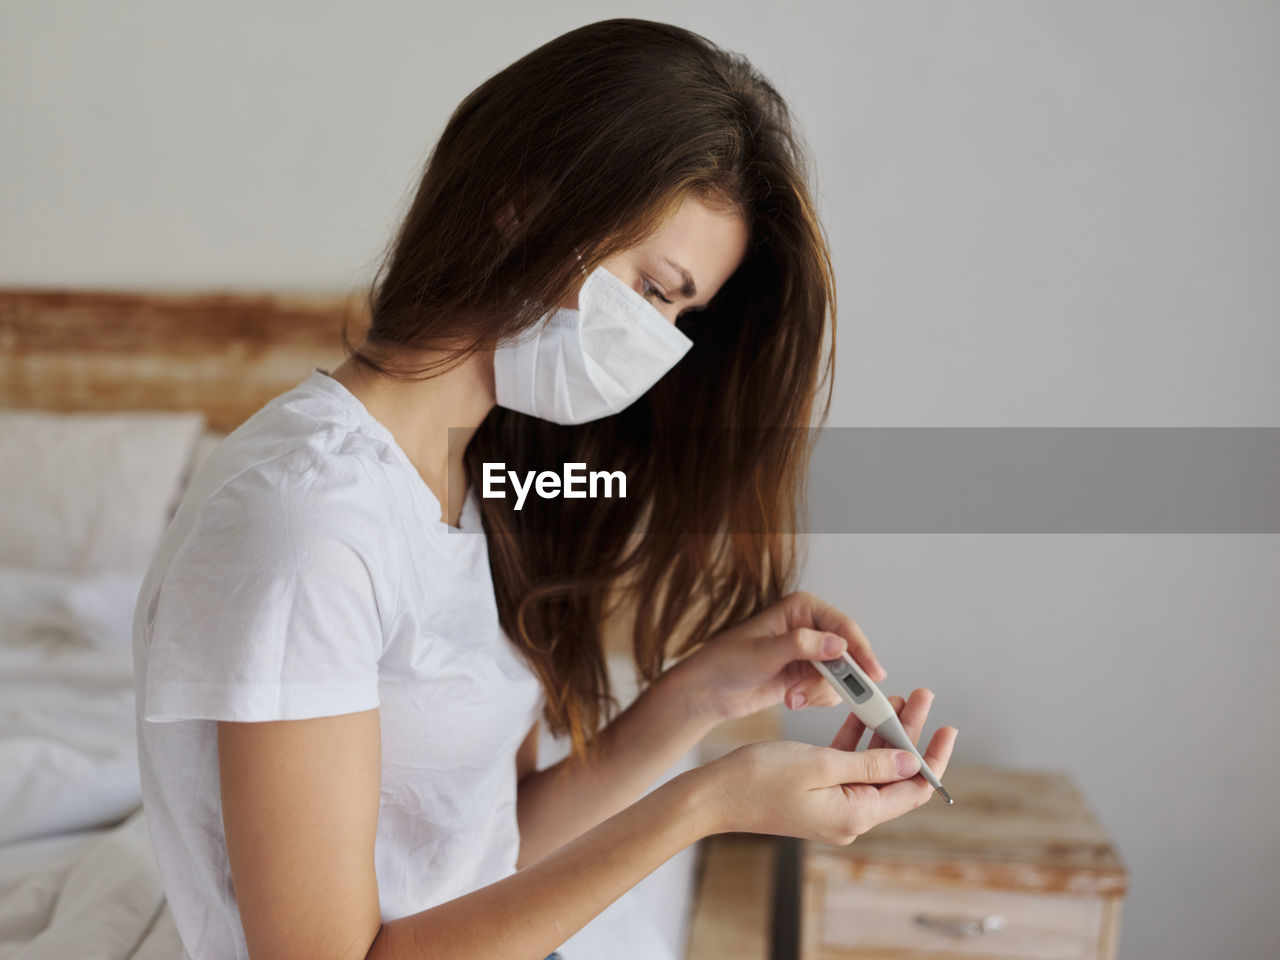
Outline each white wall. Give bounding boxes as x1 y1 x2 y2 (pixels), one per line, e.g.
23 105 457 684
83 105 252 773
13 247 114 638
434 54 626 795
3 2 1277 957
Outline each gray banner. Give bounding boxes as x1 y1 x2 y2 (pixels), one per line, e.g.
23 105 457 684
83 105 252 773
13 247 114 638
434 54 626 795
454 428 1280 533
806 428 1279 533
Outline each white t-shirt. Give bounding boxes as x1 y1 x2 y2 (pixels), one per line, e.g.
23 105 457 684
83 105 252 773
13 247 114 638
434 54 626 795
132 368 545 960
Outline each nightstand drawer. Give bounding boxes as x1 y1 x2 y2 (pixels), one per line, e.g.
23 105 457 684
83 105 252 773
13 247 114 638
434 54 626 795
818 878 1105 959
797 768 1127 960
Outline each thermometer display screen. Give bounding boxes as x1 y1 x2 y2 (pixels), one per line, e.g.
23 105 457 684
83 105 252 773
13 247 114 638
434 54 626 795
822 657 872 703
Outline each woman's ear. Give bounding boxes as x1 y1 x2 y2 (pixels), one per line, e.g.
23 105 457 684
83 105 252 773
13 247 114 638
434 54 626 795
494 201 521 240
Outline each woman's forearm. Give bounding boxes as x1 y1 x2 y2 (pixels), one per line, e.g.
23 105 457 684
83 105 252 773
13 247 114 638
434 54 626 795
515 660 719 868
368 767 717 960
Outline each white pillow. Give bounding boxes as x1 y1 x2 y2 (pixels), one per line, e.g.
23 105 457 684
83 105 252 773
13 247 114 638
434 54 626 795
0 566 144 649
0 411 204 573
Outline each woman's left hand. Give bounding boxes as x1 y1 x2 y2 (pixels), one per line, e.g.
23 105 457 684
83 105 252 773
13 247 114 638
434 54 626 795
671 590 888 725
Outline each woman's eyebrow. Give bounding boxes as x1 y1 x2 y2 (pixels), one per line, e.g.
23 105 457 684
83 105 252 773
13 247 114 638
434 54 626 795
662 258 698 299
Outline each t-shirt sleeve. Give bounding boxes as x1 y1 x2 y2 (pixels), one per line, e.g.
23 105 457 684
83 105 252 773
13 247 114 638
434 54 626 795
141 457 388 723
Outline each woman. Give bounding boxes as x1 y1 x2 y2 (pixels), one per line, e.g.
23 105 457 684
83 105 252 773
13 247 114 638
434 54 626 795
133 18 956 960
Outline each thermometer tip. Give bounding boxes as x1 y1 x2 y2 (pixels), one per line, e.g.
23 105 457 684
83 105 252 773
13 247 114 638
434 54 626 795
937 786 954 806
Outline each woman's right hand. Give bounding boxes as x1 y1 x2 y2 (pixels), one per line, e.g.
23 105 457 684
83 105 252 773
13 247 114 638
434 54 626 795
698 688 957 845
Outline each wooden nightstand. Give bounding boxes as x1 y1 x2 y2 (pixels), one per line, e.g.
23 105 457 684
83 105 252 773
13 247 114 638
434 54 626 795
799 765 1128 960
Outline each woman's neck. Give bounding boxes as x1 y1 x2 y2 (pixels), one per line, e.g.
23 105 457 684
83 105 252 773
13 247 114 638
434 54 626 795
327 348 496 526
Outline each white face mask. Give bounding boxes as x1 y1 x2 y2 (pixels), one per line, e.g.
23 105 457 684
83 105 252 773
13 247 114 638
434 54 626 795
492 265 694 424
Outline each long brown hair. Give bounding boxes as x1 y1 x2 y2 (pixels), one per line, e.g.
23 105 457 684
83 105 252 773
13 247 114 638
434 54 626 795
343 18 836 765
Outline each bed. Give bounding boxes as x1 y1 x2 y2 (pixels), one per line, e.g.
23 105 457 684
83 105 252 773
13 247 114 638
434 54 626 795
0 287 778 960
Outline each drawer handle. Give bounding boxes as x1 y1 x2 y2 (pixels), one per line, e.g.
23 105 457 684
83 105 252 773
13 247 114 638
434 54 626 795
914 913 1008 937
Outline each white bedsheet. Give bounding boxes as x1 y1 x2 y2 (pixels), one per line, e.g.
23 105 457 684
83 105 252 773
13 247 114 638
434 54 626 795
0 567 185 959
0 809 183 960
0 642 141 848
0 569 144 847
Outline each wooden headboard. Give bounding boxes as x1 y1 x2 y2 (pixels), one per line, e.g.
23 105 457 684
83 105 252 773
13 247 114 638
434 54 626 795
0 288 369 432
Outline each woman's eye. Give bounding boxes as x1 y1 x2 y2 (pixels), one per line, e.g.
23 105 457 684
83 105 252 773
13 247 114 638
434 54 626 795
640 277 673 305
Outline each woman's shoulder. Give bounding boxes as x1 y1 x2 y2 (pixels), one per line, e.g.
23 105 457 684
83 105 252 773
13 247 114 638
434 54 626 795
144 428 404 616
190 376 408 525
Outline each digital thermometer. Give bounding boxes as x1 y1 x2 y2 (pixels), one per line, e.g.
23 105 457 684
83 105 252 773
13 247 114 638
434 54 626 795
812 652 953 806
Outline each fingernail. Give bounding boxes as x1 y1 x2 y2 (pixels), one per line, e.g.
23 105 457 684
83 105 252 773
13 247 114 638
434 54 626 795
822 635 843 657
792 692 806 709
895 752 920 777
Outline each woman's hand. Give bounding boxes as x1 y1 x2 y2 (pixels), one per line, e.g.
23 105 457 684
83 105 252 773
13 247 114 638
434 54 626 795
669 590 888 725
697 688 957 842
